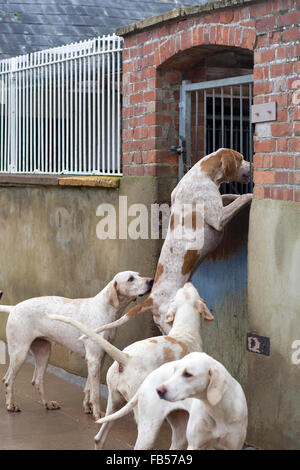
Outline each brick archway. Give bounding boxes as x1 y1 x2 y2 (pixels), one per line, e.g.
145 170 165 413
122 13 255 177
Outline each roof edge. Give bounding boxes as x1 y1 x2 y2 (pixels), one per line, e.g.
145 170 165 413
116 0 257 37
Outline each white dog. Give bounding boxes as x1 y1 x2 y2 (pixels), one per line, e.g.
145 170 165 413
49 283 213 449
97 352 247 450
1 271 153 418
157 352 248 450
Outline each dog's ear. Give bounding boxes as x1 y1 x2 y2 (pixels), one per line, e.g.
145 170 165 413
207 366 227 406
165 302 177 324
221 151 237 181
106 280 120 309
194 299 214 322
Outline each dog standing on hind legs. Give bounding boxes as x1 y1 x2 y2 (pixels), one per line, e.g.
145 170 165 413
92 148 253 335
1 271 153 417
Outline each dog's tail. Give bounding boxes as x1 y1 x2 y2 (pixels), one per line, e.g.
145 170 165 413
0 306 12 313
49 315 130 366
92 296 154 334
96 392 139 425
0 292 13 314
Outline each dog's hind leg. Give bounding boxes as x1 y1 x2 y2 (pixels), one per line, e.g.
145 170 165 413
94 389 126 450
167 409 189 450
134 417 164 450
83 377 91 414
30 338 60 410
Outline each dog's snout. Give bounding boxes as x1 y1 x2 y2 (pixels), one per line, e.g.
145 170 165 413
156 385 167 399
148 279 154 288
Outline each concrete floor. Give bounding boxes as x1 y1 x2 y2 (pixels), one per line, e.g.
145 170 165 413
0 362 171 450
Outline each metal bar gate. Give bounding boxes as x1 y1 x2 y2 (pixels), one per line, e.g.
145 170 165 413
179 74 254 193
0 34 123 176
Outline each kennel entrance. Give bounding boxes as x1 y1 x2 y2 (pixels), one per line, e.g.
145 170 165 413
178 74 254 193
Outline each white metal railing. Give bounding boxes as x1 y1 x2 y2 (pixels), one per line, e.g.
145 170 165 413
0 34 123 176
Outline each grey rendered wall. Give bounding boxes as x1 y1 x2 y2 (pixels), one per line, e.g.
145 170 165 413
247 198 300 449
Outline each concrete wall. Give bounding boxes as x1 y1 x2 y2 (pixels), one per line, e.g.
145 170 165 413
247 198 300 450
0 176 175 381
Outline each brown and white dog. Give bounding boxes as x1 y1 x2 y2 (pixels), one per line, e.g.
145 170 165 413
1 271 153 418
93 148 252 335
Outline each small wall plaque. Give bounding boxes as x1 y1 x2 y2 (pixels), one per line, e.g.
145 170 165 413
251 102 276 123
247 333 270 356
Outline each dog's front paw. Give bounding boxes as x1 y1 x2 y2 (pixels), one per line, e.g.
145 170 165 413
45 401 61 410
7 403 21 412
84 403 93 414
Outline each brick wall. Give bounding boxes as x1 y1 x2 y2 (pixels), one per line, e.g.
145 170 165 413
121 0 300 202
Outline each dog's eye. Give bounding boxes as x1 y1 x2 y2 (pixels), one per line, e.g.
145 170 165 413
128 276 134 282
182 370 193 378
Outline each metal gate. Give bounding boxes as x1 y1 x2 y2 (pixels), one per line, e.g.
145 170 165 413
179 74 254 192
0 34 123 176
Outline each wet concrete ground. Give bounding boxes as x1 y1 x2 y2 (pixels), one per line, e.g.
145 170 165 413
0 362 171 450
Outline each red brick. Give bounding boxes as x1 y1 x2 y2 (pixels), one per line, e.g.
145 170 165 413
254 81 272 95
275 171 289 184
247 28 256 49
216 25 223 45
272 93 289 107
144 90 157 102
271 123 292 137
148 126 163 138
251 2 272 16
130 93 143 105
295 189 300 202
219 10 234 23
277 109 288 122
256 34 268 48
239 6 251 20
255 49 275 64
269 31 281 45
278 11 300 28
270 62 293 78
272 154 294 168
289 172 300 185
210 25 217 44
254 170 276 184
253 154 271 168
253 66 264 80
254 139 276 152
276 44 294 60
277 138 288 152
281 188 293 201
144 42 155 55
283 27 300 42
134 105 147 117
295 123 300 136
181 30 193 50
253 185 264 199
296 156 300 169
289 138 300 152
134 81 148 93
256 17 276 34
133 127 148 139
